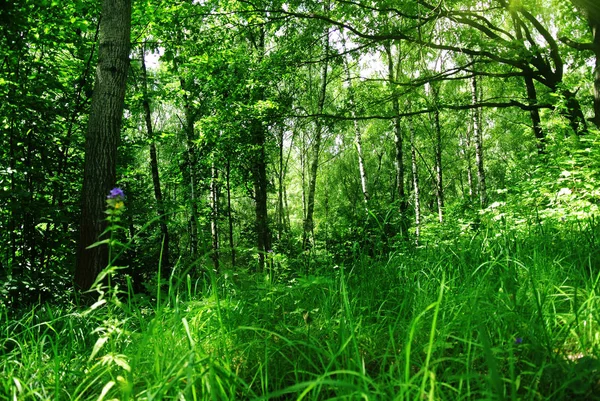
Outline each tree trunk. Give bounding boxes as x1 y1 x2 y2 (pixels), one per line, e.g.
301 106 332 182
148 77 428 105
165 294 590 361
140 44 170 276
463 128 475 201
342 37 369 211
570 0 600 128
210 161 220 272
385 42 409 239
277 127 285 242
471 75 488 208
592 20 600 128
303 25 330 249
251 25 270 271
511 14 546 148
409 118 421 245
226 160 235 267
75 0 131 290
182 87 199 259
432 97 444 224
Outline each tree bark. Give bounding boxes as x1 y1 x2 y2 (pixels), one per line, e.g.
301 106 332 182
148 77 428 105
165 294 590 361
75 0 131 290
140 44 170 276
251 25 270 271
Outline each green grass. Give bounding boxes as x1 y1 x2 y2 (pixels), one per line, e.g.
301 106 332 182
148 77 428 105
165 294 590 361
2 224 600 400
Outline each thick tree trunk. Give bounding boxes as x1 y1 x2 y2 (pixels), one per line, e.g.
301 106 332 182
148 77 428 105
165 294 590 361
409 119 421 245
251 25 270 271
303 27 330 249
471 75 488 208
140 45 170 276
385 42 409 239
75 0 131 290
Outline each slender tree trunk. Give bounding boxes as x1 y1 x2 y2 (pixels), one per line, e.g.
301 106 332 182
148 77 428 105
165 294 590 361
471 75 488 208
385 42 409 239
342 37 369 211
409 118 421 245
210 161 220 272
140 45 170 275
463 129 475 201
75 0 131 290
226 160 235 267
303 25 330 249
277 127 285 242
182 89 199 259
432 94 444 223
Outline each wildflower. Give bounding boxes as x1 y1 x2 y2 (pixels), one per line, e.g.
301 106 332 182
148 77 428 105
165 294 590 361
106 188 125 215
515 337 523 344
107 187 125 200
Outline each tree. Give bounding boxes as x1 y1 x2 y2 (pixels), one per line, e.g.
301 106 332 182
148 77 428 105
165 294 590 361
303 17 330 250
75 0 132 290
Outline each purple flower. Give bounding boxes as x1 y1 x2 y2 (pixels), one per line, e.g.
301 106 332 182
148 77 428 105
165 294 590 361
107 187 125 199
515 337 523 344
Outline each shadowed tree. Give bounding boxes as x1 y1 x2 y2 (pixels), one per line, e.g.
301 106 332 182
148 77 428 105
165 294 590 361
75 0 131 290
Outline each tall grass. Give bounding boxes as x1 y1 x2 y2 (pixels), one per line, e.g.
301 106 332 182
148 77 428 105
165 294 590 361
1 222 600 400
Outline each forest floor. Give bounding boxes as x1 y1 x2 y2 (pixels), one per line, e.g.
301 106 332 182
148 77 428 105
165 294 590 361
2 222 600 400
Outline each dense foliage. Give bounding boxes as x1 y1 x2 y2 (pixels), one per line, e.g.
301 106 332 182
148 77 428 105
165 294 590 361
1 0 600 399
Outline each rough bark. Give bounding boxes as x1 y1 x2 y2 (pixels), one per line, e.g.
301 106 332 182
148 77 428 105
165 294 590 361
140 45 170 275
251 25 270 271
75 0 131 290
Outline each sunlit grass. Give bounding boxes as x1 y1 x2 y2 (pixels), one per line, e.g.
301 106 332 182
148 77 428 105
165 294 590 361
1 224 600 400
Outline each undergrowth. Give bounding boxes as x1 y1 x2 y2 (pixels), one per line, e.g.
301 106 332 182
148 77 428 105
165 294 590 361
1 221 600 400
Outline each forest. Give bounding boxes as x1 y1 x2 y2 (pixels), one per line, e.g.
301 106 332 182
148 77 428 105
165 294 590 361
1 0 600 399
